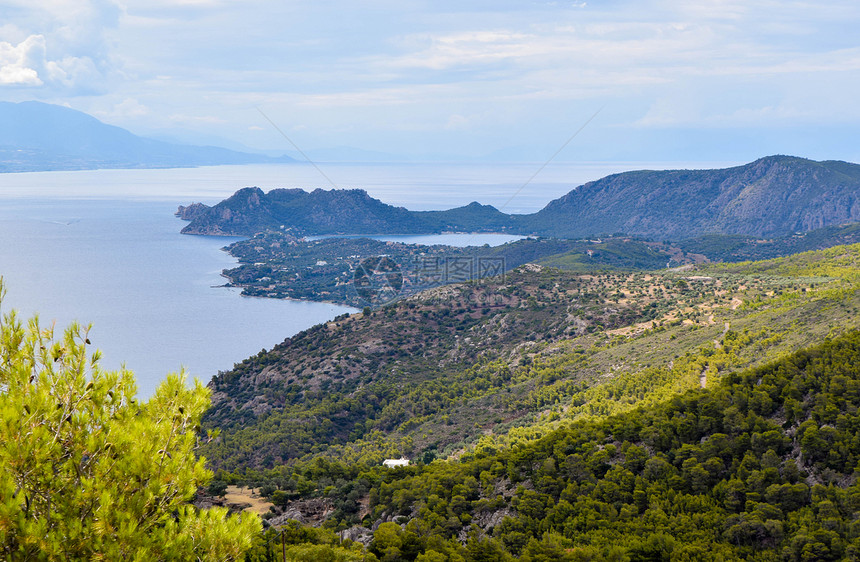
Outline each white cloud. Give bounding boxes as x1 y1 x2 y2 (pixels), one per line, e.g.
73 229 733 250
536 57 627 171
0 0 119 93
0 65 40 85
0 35 44 85
4 0 860 159
0 34 106 91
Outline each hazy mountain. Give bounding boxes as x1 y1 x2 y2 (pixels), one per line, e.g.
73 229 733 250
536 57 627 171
0 101 294 172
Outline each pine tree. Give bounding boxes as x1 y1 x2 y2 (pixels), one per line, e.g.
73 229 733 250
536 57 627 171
0 282 260 559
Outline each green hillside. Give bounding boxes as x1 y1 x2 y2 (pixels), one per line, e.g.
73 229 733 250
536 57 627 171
203 240 860 559
678 222 860 263
203 243 860 478
294 330 860 560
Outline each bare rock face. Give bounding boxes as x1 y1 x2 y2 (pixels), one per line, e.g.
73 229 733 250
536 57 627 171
266 497 335 527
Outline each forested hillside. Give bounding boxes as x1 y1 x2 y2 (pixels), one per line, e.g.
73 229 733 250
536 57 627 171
281 330 860 561
203 244 860 474
677 222 860 262
195 243 860 560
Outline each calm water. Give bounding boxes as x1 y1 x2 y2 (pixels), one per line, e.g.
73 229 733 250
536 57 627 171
0 161 724 396
0 160 733 212
0 198 354 397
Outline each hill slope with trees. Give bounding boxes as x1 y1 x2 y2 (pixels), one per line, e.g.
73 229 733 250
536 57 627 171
202 243 860 477
341 329 860 560
201 246 860 559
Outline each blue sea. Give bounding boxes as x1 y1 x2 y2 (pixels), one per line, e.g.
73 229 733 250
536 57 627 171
0 161 721 396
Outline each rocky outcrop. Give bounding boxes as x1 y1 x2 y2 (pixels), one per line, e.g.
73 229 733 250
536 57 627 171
180 187 280 235
266 497 334 526
175 202 210 221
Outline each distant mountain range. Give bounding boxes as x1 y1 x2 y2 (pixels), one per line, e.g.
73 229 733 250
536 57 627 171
0 101 293 172
180 155 860 240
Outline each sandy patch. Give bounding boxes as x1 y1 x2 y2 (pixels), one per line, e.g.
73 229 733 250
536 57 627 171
224 486 275 515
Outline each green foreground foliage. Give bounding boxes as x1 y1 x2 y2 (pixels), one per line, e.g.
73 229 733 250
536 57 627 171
0 285 260 560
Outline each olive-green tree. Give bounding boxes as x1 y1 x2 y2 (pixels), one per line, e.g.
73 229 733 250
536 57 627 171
0 283 260 560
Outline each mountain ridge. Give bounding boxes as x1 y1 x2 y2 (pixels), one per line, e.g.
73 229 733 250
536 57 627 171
181 155 860 240
180 186 517 236
532 155 860 239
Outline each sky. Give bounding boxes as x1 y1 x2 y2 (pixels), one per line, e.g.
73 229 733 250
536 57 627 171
1 0 859 163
